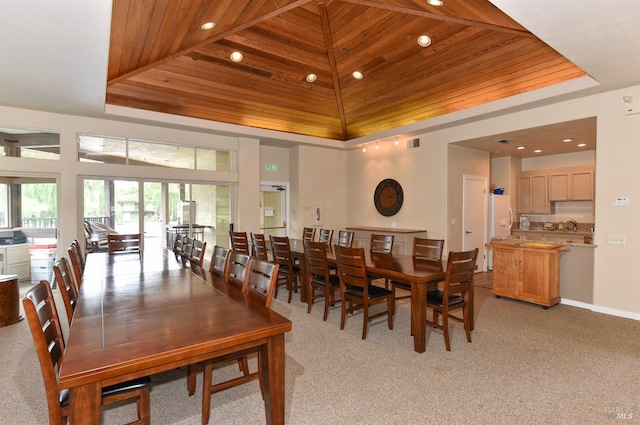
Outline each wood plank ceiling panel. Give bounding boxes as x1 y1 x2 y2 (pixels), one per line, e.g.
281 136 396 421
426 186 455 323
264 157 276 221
106 0 587 141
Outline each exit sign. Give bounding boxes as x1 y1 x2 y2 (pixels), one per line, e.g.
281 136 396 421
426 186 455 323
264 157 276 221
265 163 278 172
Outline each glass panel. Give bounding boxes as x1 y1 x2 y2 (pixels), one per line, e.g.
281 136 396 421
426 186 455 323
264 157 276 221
143 182 162 248
0 184 8 228
0 128 60 160
113 180 139 234
260 185 286 239
78 135 127 164
128 140 195 169
191 183 231 250
20 182 57 228
196 148 231 171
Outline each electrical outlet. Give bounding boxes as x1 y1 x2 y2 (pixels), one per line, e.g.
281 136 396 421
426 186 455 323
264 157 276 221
608 235 626 245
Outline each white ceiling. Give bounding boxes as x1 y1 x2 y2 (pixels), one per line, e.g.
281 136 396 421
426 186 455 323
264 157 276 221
0 0 639 154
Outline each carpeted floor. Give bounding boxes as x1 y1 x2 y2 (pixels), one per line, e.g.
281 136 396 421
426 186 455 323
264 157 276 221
1 274 638 424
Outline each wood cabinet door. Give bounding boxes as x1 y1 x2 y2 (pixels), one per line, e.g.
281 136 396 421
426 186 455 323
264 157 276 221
549 173 569 201
570 171 593 200
492 248 519 296
531 175 549 214
518 250 549 302
516 176 531 214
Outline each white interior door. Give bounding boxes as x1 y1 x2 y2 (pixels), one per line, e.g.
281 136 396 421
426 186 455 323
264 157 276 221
463 175 487 272
260 183 288 238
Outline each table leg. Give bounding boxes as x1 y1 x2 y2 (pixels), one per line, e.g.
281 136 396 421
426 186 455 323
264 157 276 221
69 382 101 424
259 334 286 425
411 281 427 353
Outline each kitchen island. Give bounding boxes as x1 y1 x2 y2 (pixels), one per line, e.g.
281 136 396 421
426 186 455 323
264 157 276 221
486 240 569 308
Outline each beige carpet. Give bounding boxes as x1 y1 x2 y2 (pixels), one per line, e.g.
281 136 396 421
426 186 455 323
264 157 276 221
2 279 638 424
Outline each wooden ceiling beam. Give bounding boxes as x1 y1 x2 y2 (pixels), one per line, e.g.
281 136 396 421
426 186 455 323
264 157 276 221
340 0 534 37
318 2 349 139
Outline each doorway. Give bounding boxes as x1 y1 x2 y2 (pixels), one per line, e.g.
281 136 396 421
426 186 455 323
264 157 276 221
260 183 288 239
462 175 487 272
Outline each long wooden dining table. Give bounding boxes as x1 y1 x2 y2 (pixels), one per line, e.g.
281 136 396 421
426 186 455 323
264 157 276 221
58 249 292 425
288 239 474 353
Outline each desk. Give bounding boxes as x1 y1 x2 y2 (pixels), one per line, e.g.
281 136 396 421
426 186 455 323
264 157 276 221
58 250 292 425
289 240 462 353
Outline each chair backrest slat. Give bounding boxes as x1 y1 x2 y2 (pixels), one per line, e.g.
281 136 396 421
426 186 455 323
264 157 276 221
370 233 394 253
224 250 250 288
190 239 207 266
336 230 354 247
444 248 478 296
335 245 369 293
242 258 279 308
229 231 250 255
209 245 230 278
302 227 316 242
53 258 78 324
250 232 269 261
108 233 141 254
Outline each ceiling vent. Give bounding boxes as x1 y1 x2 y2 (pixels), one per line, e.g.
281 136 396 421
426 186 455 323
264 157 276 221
407 138 420 149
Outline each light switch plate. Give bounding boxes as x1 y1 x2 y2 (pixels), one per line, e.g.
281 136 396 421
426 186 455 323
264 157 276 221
613 197 629 206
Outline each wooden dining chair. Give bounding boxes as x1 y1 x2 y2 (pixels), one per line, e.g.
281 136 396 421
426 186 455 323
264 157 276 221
178 236 192 263
302 227 316 242
303 240 341 321
108 233 142 254
67 244 84 290
199 257 280 425
426 248 478 351
72 239 85 269
52 257 78 325
172 233 183 256
334 245 395 339
392 238 445 300
336 230 354 247
23 280 151 425
189 239 207 266
223 250 251 289
250 232 269 261
317 229 333 248
208 245 229 281
370 233 394 288
229 231 250 255
270 235 302 303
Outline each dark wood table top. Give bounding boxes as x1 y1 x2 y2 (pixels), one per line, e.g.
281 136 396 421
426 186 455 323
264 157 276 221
59 249 291 423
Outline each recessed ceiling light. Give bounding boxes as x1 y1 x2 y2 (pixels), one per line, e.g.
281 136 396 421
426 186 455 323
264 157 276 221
427 0 444 6
362 146 367 152
517 146 526 150
534 149 542 153
230 52 243 63
200 22 215 30
563 138 573 143
577 143 586 147
352 71 364 80
417 35 432 47
305 73 317 83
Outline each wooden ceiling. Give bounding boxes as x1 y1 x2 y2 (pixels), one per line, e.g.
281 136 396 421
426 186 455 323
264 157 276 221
106 0 587 141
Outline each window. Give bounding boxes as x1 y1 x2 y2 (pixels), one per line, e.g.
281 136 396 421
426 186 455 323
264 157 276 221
78 134 232 171
0 127 60 160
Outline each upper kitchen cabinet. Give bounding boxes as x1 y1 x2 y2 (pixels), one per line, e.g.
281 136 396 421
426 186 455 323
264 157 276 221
549 166 594 201
517 172 554 214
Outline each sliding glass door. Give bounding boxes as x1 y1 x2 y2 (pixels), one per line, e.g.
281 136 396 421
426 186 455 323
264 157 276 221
83 178 233 254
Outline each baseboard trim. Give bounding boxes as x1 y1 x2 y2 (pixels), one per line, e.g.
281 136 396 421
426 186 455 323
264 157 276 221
561 298 640 321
